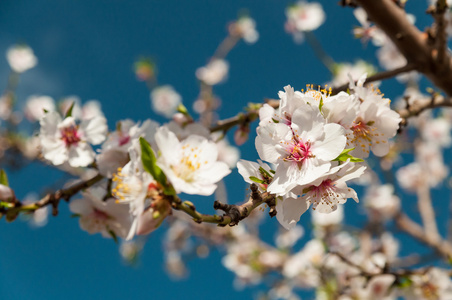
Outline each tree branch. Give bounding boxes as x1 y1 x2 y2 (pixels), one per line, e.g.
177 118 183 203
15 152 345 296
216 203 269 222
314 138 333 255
355 0 452 97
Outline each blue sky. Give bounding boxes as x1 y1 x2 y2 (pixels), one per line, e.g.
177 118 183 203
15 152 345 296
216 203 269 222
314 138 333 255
0 1 439 299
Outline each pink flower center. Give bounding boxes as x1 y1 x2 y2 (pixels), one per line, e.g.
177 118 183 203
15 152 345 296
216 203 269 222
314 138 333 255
61 125 81 146
118 135 130 146
92 208 110 220
308 179 339 210
284 139 313 164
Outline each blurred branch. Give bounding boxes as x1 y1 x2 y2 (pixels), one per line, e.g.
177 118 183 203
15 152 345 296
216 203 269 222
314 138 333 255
355 0 452 97
416 177 440 243
395 212 452 259
331 63 417 94
0 173 104 219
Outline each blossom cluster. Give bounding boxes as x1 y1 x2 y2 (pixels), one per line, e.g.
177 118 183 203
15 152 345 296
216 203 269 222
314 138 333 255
239 75 401 229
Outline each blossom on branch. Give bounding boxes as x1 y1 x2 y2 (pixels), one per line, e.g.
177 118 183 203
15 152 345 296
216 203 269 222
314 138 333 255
39 111 107 167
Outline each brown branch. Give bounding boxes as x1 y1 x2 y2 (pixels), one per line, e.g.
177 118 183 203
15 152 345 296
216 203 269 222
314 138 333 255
173 183 275 227
331 64 417 94
432 0 449 66
355 0 452 97
397 94 452 127
1 173 104 220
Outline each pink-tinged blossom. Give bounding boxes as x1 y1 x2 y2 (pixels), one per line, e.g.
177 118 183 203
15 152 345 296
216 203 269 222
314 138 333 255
0 184 14 201
285 1 325 44
24 95 56 122
407 268 452 300
69 186 132 239
150 85 182 118
6 44 37 73
256 101 346 196
352 8 386 46
112 142 161 240
96 119 158 177
195 59 229 86
365 184 400 221
421 117 452 148
155 126 231 196
237 159 273 192
275 161 365 229
348 75 401 158
39 111 107 167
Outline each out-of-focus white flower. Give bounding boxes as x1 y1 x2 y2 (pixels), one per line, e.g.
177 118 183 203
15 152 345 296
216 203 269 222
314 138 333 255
283 239 324 287
196 59 229 86
285 1 325 43
59 97 104 120
70 186 132 239
311 204 344 227
407 268 452 300
229 15 259 44
155 126 231 195
421 117 452 148
96 119 158 177
364 184 400 220
330 60 377 87
352 8 386 46
276 225 304 248
0 184 14 201
150 85 182 118
214 135 240 169
39 111 108 167
6 45 37 73
22 193 49 228
24 95 56 122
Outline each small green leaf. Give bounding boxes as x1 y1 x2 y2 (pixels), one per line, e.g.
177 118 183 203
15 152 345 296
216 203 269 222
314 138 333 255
0 202 14 208
333 148 364 163
249 176 264 184
177 103 189 115
139 137 164 183
269 170 275 174
319 97 324 112
258 167 272 178
65 101 76 118
108 228 118 244
70 213 81 218
271 118 279 123
0 169 9 186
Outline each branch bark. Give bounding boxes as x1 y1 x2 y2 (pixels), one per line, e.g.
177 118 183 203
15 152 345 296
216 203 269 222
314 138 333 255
356 0 452 97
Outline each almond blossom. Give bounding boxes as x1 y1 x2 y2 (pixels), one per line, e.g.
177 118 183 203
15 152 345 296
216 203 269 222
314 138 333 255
155 126 231 195
39 111 107 167
112 141 163 240
256 100 346 196
69 186 132 239
229 15 259 44
195 59 229 86
275 161 365 229
96 119 158 177
348 75 401 158
6 44 37 73
24 95 56 122
150 85 182 118
285 1 325 43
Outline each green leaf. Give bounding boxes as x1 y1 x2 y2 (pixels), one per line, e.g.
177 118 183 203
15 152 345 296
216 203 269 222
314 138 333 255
269 169 275 174
70 213 81 218
65 101 76 118
319 97 324 112
332 148 364 163
258 167 272 178
249 176 264 184
108 228 118 244
139 137 175 195
139 137 164 183
0 169 9 186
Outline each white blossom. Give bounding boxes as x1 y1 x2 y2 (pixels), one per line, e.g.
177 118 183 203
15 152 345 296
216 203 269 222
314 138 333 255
285 1 325 43
155 126 231 195
150 85 182 118
6 44 37 73
24 95 56 122
196 59 229 85
39 111 107 167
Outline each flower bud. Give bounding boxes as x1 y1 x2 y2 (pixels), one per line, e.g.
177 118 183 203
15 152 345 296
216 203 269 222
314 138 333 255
136 198 171 236
234 125 250 146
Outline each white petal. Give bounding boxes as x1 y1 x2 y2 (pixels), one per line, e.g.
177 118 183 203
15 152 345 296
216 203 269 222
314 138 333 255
81 116 108 145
